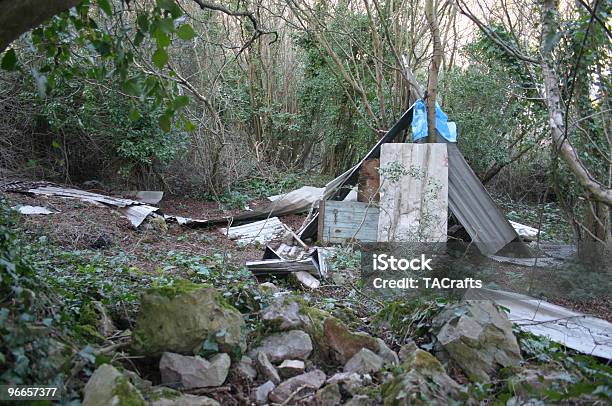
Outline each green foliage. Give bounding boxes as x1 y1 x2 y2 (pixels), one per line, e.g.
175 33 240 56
36 76 187 179
1 0 197 131
0 201 72 389
513 331 612 402
373 297 450 341
441 31 546 181
496 196 573 242
203 170 331 209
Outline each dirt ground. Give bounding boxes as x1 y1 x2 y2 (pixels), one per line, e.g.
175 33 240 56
3 188 610 323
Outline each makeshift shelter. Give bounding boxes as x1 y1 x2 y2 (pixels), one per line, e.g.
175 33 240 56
297 103 524 256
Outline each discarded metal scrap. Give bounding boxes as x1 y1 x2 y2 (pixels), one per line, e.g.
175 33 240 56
246 244 331 282
466 288 612 360
13 205 57 215
3 182 159 228
219 217 286 245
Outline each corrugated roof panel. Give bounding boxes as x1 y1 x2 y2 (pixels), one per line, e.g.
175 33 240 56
447 144 518 254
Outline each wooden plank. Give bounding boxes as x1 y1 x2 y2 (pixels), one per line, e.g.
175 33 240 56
377 143 448 242
357 158 380 203
320 200 379 244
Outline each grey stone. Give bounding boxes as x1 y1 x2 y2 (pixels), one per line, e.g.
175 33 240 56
375 338 399 366
256 351 281 384
344 348 384 374
327 372 371 395
259 282 280 294
315 383 342 406
381 349 464 405
432 300 522 382
90 301 117 337
250 330 313 362
235 355 257 381
269 370 326 404
254 380 276 405
132 284 245 356
345 395 373 406
398 340 418 362
323 318 378 364
82 364 146 406
159 352 230 389
278 359 305 378
151 392 220 406
261 296 308 330
123 369 152 395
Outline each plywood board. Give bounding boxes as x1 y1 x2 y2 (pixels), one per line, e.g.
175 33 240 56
319 200 379 244
377 143 448 242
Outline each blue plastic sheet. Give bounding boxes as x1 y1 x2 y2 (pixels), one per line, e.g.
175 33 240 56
412 99 457 142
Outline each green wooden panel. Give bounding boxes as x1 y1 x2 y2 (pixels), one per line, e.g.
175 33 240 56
319 200 379 243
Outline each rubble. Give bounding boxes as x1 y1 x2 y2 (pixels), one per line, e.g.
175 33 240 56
159 352 230 389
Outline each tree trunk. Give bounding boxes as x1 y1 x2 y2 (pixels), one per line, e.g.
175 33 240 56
424 0 442 143
0 0 81 52
540 0 612 206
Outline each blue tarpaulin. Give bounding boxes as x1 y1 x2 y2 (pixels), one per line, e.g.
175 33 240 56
412 99 457 142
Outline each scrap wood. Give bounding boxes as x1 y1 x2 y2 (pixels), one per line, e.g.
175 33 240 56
466 288 612 359
377 143 448 243
219 217 286 245
295 271 320 289
246 258 319 277
249 245 330 280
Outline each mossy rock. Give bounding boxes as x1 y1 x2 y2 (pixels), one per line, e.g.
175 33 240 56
323 317 379 365
382 349 464 406
82 364 147 406
131 281 246 356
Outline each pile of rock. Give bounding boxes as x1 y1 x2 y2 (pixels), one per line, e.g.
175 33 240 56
81 281 561 405
83 282 243 406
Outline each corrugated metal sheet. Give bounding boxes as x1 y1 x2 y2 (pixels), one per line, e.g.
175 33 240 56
467 288 612 359
447 144 518 255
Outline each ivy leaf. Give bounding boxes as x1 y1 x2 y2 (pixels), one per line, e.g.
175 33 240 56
184 118 196 132
156 0 182 18
97 0 113 16
122 77 142 96
128 109 142 121
153 30 170 48
152 48 168 69
159 113 171 132
176 24 196 40
173 95 190 109
1 49 18 71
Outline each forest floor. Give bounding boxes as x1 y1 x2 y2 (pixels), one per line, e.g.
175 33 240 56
6 188 609 321
2 186 611 404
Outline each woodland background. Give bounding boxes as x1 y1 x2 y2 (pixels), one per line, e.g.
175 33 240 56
0 0 610 252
